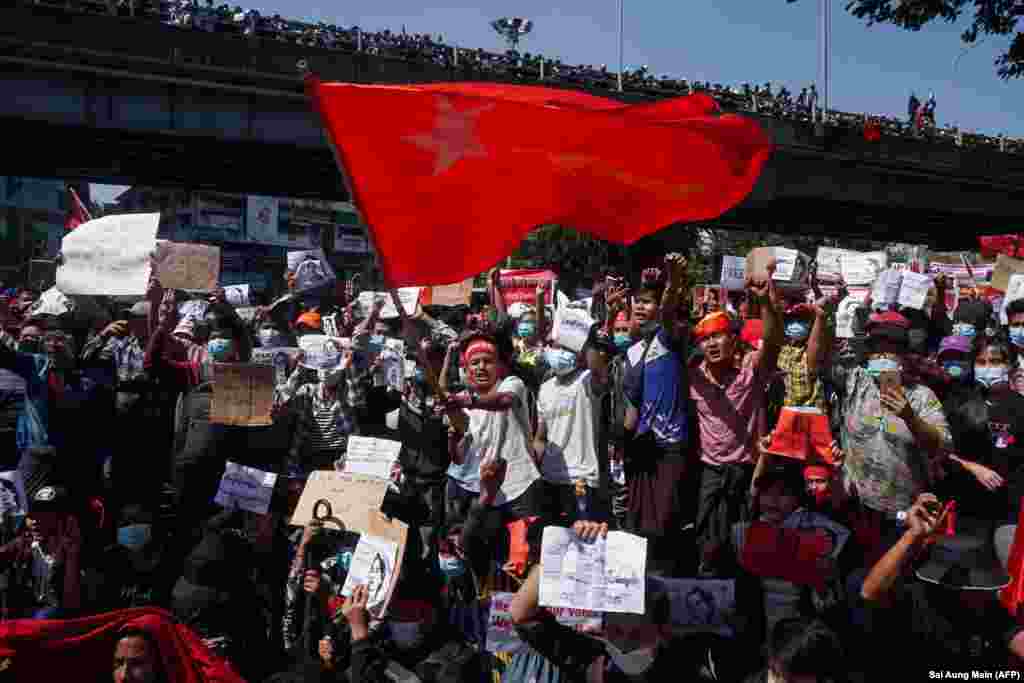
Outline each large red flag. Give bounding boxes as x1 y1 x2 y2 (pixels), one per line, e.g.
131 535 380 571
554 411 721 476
307 79 772 287
64 186 92 232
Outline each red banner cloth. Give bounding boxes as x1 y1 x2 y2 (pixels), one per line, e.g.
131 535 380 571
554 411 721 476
740 522 832 590
498 268 557 306
0 607 244 683
1000 502 1024 619
307 79 772 287
979 235 1024 259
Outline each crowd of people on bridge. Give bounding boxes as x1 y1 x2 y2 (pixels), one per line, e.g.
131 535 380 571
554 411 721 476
20 0 1022 154
1 238 1024 682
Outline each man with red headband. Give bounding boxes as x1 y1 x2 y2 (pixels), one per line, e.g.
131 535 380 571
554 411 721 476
445 332 544 521
691 261 784 576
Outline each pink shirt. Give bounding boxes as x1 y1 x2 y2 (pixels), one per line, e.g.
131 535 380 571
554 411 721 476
689 354 769 466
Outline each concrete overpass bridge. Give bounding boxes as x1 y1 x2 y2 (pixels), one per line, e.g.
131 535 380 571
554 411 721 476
1 3 1021 252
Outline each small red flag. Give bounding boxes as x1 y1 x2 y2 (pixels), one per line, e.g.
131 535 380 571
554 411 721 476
64 187 92 232
307 79 772 287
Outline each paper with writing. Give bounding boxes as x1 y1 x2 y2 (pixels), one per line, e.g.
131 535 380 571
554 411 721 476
297 334 343 370
499 269 557 306
423 279 474 307
539 526 647 615
342 436 403 480
155 242 221 291
210 363 274 426
340 534 399 612
251 347 301 385
554 306 595 354
871 268 902 308
223 284 250 307
841 252 886 286
57 213 159 296
719 255 746 291
486 591 602 654
178 299 209 323
896 271 933 310
289 471 389 533
357 288 421 320
214 461 277 515
814 247 848 281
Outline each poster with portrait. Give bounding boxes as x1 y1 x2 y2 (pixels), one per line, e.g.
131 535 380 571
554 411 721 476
652 577 737 636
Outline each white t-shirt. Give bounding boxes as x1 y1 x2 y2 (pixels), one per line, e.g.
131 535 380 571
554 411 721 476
537 370 600 487
446 376 540 504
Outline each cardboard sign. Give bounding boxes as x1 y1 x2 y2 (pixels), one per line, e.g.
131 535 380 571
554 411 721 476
896 271 933 311
287 249 336 294
56 213 159 296
210 363 274 426
289 470 390 533
214 461 277 515
553 305 595 354
155 242 221 291
765 407 834 463
719 255 746 291
342 436 403 480
993 254 1024 293
498 269 557 305
421 279 474 308
357 288 421 320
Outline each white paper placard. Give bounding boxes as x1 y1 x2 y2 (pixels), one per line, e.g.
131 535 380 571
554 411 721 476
213 461 278 515
539 526 647 615
719 255 746 291
554 306 594 354
486 591 603 654
223 284 250 307
896 271 933 311
298 334 343 370
840 252 886 286
356 288 421 320
56 213 159 296
871 268 902 308
340 533 399 611
815 247 849 280
772 248 799 281
342 436 403 480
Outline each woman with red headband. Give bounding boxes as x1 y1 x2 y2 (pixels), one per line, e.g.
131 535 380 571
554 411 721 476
444 332 544 523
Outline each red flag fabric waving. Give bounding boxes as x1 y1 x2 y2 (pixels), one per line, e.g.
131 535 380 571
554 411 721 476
64 187 92 232
0 607 245 683
979 234 1024 259
307 79 772 287
863 117 881 142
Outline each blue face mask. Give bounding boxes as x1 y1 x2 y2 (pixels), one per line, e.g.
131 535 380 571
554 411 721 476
975 366 1010 388
517 322 536 339
1009 326 1024 349
866 357 901 379
413 367 427 384
942 361 971 381
206 338 235 362
438 553 466 579
117 523 152 551
953 323 976 338
613 333 631 351
784 320 812 341
545 348 578 376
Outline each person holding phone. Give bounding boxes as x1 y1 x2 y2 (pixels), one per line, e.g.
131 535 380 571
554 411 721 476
834 311 951 554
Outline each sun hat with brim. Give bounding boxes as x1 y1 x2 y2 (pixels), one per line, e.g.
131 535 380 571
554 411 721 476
916 532 1010 591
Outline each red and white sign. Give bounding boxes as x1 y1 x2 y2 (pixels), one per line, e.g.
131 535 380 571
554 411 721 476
498 269 557 306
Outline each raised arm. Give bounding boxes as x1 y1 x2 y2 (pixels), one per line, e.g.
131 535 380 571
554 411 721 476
659 252 688 342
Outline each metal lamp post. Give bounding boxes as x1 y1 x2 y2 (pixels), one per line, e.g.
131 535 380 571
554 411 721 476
490 17 534 51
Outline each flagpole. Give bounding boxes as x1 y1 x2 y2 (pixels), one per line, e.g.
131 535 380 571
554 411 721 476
616 0 624 92
821 0 830 122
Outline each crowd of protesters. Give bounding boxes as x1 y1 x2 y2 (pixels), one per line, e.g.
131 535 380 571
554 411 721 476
15 0 1024 154
0 243 1023 682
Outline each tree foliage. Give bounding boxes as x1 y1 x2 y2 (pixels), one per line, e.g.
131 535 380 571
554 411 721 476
788 0 1024 79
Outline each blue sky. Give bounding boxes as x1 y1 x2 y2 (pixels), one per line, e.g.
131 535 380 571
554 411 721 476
93 1 1022 204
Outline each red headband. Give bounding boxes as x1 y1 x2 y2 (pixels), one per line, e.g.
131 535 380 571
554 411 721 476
694 312 732 341
614 310 630 325
463 339 497 365
803 465 832 480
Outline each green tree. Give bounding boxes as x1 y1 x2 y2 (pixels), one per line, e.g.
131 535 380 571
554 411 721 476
788 0 1024 79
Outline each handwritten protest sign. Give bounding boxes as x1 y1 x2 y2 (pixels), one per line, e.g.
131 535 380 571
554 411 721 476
155 242 220 291
0 470 26 518
342 436 403 480
289 471 389 533
498 269 557 305
298 334 343 370
251 347 301 385
57 213 159 296
553 305 595 353
540 527 647 615
486 592 603 654
210 363 274 426
421 278 474 307
896 271 933 311
214 462 277 515
357 288 422 320
287 249 336 294
871 268 902 309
